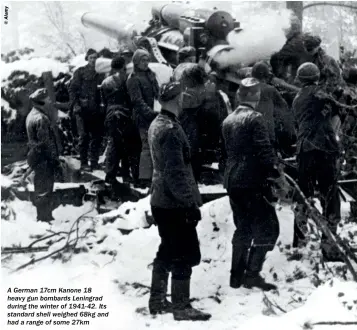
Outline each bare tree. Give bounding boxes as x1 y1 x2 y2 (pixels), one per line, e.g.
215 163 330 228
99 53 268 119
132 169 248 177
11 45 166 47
41 2 86 57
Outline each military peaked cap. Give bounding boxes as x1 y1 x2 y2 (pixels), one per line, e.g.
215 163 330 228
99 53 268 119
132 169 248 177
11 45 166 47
29 88 49 104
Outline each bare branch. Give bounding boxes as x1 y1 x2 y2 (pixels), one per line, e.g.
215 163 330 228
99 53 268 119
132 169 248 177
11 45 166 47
303 2 357 12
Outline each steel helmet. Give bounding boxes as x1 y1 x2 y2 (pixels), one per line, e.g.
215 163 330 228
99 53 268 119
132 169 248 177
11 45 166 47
297 62 320 83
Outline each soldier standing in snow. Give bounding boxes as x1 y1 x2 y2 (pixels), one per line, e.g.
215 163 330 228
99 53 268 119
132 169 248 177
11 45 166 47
101 56 139 184
292 62 343 260
26 88 62 223
69 49 105 171
222 78 284 291
127 49 159 188
148 82 211 321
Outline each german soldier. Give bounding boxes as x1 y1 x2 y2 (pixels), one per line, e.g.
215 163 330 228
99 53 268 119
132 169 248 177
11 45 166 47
69 49 105 171
148 82 211 321
101 56 139 184
292 62 342 260
270 16 308 83
26 88 61 223
222 78 283 291
178 65 207 182
127 49 159 187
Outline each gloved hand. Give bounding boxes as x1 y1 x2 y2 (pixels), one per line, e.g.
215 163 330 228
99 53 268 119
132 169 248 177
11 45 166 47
268 164 291 200
269 174 291 201
53 159 64 183
185 206 202 226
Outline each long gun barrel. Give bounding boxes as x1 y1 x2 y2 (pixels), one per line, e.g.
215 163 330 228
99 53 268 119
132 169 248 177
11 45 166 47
81 12 137 41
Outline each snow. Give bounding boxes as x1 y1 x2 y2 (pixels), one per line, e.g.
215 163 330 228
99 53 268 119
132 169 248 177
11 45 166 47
1 57 69 80
1 98 17 123
69 54 86 71
95 195 151 230
2 189 357 329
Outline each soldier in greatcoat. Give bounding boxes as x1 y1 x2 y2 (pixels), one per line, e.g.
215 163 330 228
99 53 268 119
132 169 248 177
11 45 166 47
26 88 61 223
127 49 159 187
69 49 105 171
101 56 140 184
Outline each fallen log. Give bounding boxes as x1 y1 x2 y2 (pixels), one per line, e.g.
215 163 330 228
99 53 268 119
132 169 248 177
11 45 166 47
2 246 49 254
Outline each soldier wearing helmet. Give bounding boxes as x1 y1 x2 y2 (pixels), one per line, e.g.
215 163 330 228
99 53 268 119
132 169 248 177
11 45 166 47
222 78 287 291
292 62 343 260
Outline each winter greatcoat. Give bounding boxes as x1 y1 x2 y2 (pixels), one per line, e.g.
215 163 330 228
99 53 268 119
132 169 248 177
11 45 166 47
292 84 342 250
292 84 341 154
26 107 59 221
126 68 159 131
26 107 59 167
271 32 309 81
69 64 105 165
69 64 103 113
127 67 159 180
101 74 140 181
255 82 296 151
148 110 202 209
312 49 341 92
222 104 278 192
222 104 280 281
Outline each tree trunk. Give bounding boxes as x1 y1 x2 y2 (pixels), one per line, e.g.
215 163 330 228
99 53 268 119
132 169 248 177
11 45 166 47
286 1 304 26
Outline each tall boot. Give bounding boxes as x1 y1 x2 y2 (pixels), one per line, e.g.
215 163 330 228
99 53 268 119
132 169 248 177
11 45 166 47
230 245 249 289
35 193 54 223
171 278 211 321
148 264 173 315
243 246 277 291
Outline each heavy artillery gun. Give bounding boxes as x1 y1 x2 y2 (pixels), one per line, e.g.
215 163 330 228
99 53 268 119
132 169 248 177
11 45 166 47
81 2 297 104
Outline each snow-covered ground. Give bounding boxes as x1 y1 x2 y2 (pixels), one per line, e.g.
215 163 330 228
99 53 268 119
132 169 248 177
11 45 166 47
2 188 357 329
1 98 17 123
1 57 69 81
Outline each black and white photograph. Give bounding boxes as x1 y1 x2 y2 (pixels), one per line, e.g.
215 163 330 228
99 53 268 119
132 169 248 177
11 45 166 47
1 1 357 329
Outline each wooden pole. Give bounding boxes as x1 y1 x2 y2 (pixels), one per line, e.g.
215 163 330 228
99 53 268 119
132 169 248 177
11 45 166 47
42 71 63 154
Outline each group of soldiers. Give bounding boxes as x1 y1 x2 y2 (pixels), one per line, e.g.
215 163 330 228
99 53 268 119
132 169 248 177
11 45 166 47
25 20 357 322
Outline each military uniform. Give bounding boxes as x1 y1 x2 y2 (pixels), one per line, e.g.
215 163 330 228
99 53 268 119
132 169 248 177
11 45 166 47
148 82 210 322
293 63 342 257
101 71 140 182
271 32 309 82
127 50 159 183
69 63 104 168
251 62 297 156
26 89 60 222
303 35 342 93
222 78 280 291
